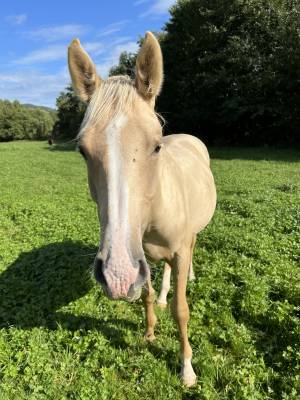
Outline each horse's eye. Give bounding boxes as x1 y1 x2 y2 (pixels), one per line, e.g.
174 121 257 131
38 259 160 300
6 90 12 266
154 144 161 154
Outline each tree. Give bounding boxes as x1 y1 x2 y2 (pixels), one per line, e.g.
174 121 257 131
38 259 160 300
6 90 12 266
109 33 165 78
158 0 300 145
0 100 56 141
109 52 137 78
52 86 86 138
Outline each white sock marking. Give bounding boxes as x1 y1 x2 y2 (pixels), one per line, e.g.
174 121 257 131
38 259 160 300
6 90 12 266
157 263 171 305
181 357 197 386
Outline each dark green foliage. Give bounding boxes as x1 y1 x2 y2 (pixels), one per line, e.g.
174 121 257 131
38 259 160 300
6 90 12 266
53 86 86 139
0 100 56 141
22 103 56 113
108 32 165 78
158 0 300 146
109 51 137 78
109 33 165 79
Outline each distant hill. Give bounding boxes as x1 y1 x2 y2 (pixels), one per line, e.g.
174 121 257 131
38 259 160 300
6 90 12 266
22 103 56 113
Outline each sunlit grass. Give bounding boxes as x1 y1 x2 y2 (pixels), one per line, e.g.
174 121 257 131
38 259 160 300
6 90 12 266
0 141 299 399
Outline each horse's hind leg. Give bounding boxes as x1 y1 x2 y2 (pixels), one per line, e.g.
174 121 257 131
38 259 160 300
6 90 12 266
157 262 171 308
142 277 157 342
188 234 196 281
188 263 195 281
171 243 197 387
158 235 196 308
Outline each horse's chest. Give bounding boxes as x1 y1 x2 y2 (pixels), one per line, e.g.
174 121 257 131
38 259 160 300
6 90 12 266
142 230 174 263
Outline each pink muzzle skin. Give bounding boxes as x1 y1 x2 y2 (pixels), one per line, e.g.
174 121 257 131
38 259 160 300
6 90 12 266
103 266 138 299
101 245 139 299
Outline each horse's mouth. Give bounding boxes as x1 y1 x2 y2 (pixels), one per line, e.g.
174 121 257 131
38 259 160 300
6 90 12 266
127 286 142 302
100 282 142 302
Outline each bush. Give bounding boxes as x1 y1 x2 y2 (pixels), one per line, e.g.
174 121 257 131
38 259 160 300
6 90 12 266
52 86 86 139
0 100 56 141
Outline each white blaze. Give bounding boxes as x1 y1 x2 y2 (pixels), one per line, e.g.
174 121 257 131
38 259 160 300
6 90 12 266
104 114 133 281
105 114 129 241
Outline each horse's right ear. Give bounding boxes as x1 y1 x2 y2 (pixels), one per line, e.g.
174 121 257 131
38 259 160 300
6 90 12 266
68 39 101 102
135 32 163 107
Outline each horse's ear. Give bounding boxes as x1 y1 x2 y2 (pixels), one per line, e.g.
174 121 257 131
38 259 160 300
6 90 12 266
68 39 101 102
135 32 163 106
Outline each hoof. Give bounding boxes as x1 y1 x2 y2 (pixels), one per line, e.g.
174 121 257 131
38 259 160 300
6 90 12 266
156 300 167 309
144 332 156 342
181 372 197 388
181 358 197 387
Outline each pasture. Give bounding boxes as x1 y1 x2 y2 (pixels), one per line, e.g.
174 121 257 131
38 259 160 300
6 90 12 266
0 141 299 399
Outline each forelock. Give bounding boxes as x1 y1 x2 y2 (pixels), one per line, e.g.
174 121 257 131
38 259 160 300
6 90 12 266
78 75 137 138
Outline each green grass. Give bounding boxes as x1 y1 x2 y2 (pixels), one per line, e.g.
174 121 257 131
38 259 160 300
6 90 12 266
0 141 299 399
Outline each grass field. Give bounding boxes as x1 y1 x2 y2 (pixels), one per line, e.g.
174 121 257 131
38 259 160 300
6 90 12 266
0 141 299 399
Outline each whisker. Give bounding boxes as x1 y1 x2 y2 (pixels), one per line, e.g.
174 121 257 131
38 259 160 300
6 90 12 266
79 252 97 258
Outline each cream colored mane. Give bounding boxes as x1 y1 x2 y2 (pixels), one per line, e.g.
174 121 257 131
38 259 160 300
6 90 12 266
78 76 137 138
78 75 164 139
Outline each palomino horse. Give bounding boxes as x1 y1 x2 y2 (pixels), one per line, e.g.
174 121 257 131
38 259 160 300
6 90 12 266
68 32 216 387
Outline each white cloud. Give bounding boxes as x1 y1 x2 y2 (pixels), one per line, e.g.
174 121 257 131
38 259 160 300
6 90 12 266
108 36 133 46
96 41 139 77
0 68 68 107
97 20 129 38
25 24 88 42
14 45 67 65
1 39 139 107
14 40 109 65
6 14 27 26
134 0 151 5
84 42 105 56
140 0 174 17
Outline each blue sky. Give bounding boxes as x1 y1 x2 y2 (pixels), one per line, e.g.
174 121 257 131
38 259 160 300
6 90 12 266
0 0 175 108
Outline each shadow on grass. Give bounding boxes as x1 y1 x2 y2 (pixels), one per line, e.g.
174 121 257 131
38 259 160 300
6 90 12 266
146 340 179 373
210 146 300 162
47 140 77 152
0 241 190 369
47 141 300 161
0 241 137 348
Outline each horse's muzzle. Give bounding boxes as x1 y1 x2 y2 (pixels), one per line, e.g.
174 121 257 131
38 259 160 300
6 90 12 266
94 257 148 301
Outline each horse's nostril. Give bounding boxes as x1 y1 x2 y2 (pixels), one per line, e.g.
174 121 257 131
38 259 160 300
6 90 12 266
94 258 107 286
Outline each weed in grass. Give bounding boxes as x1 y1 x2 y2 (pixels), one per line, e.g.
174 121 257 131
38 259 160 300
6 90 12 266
0 141 299 399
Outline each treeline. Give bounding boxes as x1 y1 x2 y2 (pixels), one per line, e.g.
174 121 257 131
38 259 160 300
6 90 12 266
0 100 56 141
158 0 300 146
52 86 86 139
55 0 300 146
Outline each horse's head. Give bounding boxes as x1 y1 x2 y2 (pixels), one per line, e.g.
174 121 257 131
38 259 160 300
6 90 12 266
68 32 163 301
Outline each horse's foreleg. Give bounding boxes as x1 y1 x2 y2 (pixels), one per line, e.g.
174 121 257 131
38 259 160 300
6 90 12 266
142 278 157 342
171 247 196 387
188 234 196 281
157 262 172 308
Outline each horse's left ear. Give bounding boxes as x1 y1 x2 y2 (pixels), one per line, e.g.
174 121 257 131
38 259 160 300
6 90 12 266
135 32 163 107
